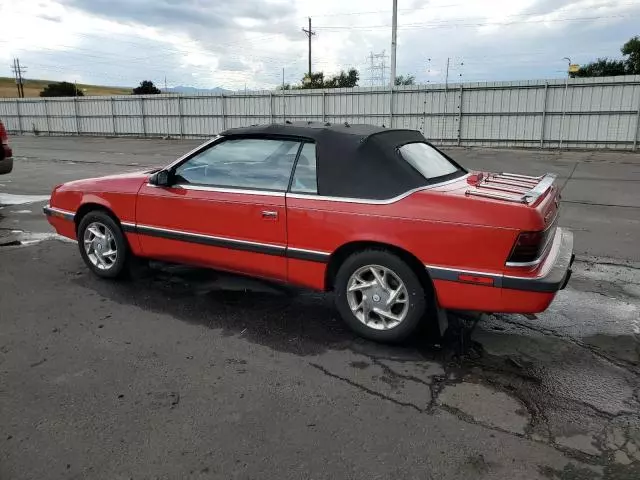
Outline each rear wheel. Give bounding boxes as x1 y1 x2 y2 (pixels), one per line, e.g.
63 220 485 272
77 211 129 279
334 250 427 343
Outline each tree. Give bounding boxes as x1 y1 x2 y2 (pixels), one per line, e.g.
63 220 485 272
301 72 326 89
571 58 627 78
132 80 161 95
297 69 360 89
324 69 359 88
571 36 640 78
395 74 415 86
39 82 83 97
622 36 640 74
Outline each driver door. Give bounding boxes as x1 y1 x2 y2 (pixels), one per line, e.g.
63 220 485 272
136 137 302 282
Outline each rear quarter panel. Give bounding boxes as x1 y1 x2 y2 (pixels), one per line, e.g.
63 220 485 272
286 190 520 290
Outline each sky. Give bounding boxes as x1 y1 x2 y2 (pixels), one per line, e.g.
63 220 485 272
0 0 638 91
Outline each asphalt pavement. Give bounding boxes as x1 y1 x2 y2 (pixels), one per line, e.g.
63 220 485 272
1 136 639 480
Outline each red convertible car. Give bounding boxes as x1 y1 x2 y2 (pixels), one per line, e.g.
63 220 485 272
44 123 574 342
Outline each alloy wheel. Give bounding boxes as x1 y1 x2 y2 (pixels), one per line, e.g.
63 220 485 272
346 264 409 330
83 221 118 270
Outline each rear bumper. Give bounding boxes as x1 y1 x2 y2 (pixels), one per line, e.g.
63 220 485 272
428 228 574 313
0 157 13 175
502 229 574 293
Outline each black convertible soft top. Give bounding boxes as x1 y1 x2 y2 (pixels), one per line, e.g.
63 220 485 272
221 122 464 199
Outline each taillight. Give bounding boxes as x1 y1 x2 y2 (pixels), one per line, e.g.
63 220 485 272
507 228 554 264
0 122 11 158
0 122 8 145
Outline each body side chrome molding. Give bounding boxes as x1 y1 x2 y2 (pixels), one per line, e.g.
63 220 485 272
134 223 286 257
43 205 75 221
174 184 286 197
286 246 331 262
131 223 331 262
288 174 470 205
144 174 470 204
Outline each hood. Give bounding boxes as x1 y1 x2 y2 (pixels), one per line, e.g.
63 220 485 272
58 170 152 193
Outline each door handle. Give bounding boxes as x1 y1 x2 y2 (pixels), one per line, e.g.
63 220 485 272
261 210 278 219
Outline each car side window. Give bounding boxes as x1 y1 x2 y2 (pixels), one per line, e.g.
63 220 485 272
174 138 301 191
290 142 317 194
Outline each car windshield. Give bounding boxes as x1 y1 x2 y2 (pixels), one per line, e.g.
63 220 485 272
398 142 461 180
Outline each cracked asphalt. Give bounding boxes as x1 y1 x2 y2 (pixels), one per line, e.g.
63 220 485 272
1 136 639 480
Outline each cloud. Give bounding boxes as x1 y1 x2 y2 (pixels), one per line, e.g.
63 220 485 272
1 0 639 90
60 0 292 28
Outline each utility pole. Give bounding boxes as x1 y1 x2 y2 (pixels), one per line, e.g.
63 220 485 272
11 58 26 98
445 57 450 90
302 17 316 79
390 0 398 87
11 59 20 97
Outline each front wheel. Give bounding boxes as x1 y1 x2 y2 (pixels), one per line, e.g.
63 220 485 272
334 250 427 343
77 211 130 279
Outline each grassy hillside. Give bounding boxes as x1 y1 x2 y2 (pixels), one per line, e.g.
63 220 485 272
0 77 132 98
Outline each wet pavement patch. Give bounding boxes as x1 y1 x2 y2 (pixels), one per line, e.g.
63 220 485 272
437 382 530 435
0 229 21 246
0 193 49 205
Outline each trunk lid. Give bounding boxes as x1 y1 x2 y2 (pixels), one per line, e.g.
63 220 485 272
464 172 556 205
431 171 561 231
465 171 559 228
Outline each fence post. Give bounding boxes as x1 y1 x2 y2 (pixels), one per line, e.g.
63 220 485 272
74 97 80 135
16 100 22 134
281 91 286 124
269 92 274 124
164 96 170 138
440 85 448 145
322 91 326 123
559 78 569 149
388 88 394 128
111 97 117 135
140 97 147 136
540 82 549 148
633 92 640 151
44 98 51 135
221 94 227 130
178 96 184 138
457 84 463 146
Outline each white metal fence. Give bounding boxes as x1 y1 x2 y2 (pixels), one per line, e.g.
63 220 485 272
1 75 640 150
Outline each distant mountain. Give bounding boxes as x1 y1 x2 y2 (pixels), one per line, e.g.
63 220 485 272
163 85 233 95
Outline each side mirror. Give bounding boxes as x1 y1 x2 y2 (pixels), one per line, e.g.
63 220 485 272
150 169 173 187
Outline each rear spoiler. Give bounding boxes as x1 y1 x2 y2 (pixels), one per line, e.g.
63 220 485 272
465 173 557 205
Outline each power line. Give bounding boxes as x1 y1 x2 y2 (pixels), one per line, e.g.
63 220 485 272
315 13 640 31
306 1 639 19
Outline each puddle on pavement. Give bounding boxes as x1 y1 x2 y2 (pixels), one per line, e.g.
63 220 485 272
0 229 73 247
0 193 49 205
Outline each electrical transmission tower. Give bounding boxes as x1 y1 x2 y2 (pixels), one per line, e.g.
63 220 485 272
367 51 388 87
10 58 27 98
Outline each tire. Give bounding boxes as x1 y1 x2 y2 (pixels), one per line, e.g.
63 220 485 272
77 210 130 279
334 249 428 343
